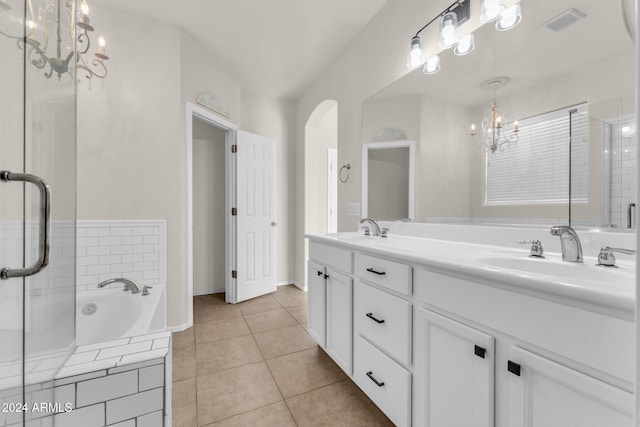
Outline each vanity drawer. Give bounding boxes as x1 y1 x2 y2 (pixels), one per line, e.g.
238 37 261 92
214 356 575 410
309 241 353 274
354 335 411 427
354 280 411 366
354 253 412 296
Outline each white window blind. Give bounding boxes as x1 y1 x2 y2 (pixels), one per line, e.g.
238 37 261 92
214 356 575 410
485 103 588 205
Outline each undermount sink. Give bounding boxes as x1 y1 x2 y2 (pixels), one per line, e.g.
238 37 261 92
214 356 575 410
475 254 634 283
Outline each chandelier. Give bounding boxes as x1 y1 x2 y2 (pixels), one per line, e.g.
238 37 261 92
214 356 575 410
0 0 109 80
471 76 519 153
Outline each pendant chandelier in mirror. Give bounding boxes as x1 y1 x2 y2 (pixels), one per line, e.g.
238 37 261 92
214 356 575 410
471 76 519 154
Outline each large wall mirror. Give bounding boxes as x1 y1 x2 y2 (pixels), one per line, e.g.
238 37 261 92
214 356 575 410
362 0 636 228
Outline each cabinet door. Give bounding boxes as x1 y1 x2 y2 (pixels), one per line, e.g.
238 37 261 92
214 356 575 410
508 346 633 427
307 261 326 347
326 268 353 375
415 308 495 427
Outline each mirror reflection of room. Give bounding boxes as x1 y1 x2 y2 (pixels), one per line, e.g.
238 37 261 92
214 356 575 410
362 0 636 229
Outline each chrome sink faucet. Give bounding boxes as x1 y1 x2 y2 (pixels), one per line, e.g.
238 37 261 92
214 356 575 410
98 278 143 294
360 218 381 236
550 226 583 263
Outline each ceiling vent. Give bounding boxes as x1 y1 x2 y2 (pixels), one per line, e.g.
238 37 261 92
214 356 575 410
543 8 586 32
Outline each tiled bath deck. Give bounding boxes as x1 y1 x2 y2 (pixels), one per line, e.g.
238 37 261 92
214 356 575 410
172 285 392 427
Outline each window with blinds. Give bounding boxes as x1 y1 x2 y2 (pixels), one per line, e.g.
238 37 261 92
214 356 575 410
485 103 588 205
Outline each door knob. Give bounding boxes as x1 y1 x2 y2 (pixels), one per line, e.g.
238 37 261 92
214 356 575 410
271 221 278 227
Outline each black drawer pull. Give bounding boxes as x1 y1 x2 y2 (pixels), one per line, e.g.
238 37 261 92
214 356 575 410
366 313 385 324
474 345 486 359
366 371 385 387
508 360 521 376
324 274 330 279
317 271 323 276
366 267 386 276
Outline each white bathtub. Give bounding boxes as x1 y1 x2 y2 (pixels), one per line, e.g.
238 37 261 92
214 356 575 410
76 283 165 346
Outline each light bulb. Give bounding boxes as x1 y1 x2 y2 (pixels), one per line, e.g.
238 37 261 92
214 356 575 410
496 3 522 31
454 33 474 56
470 124 477 135
406 36 426 69
98 35 106 47
481 0 506 23
439 11 458 49
423 55 441 74
27 20 35 30
80 0 89 16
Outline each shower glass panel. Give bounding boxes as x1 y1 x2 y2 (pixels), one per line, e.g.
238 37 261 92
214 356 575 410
0 1 27 423
0 0 77 424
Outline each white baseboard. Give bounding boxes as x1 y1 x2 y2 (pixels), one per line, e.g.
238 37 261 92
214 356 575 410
277 280 307 292
167 321 192 333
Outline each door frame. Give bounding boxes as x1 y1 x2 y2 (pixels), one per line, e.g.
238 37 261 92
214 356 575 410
327 148 338 233
361 140 416 220
186 102 237 326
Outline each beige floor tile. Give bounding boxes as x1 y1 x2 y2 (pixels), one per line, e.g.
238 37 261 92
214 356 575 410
276 284 303 295
238 294 282 316
274 292 307 308
286 305 308 324
244 308 297 333
196 335 263 375
300 322 308 331
173 327 195 349
267 347 347 398
203 401 295 427
286 379 394 427
195 304 242 324
172 378 198 427
196 361 283 425
173 345 196 382
195 316 251 344
253 325 317 359
194 293 227 308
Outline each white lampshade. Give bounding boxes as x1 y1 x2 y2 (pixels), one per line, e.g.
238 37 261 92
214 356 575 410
454 33 475 55
480 0 506 23
406 36 426 69
439 11 458 49
423 55 441 74
496 3 522 31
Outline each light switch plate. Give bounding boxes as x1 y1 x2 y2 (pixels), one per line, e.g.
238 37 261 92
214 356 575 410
346 202 361 216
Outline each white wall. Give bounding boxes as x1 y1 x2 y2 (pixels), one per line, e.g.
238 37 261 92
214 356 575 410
192 119 226 295
78 5 296 327
294 0 484 287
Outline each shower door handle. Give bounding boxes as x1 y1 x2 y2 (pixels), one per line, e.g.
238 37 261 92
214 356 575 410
1 171 51 280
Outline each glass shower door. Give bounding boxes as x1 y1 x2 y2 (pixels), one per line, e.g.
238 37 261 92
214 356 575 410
0 0 77 425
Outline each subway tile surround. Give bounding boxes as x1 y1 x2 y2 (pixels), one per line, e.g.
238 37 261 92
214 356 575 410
76 220 166 292
0 332 171 427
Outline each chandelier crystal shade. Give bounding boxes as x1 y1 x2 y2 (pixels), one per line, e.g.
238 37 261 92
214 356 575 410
0 0 110 81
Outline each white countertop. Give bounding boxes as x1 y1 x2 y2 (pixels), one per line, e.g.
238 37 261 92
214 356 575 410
307 232 635 320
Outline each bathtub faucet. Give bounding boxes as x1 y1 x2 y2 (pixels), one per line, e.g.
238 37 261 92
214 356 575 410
98 278 144 294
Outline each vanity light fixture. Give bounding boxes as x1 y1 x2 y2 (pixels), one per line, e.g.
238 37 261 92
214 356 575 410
406 0 470 74
0 0 110 81
471 76 520 154
406 0 523 75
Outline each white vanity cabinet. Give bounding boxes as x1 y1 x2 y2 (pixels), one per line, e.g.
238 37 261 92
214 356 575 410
307 236 635 427
414 308 495 427
507 346 633 427
307 242 354 375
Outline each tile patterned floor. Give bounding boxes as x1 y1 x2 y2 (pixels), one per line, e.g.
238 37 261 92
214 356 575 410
171 285 393 427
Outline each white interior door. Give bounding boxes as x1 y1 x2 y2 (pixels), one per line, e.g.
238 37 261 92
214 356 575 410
235 130 277 302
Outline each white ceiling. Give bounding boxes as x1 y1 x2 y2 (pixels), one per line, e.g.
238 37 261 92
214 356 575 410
370 0 635 106
106 0 388 98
